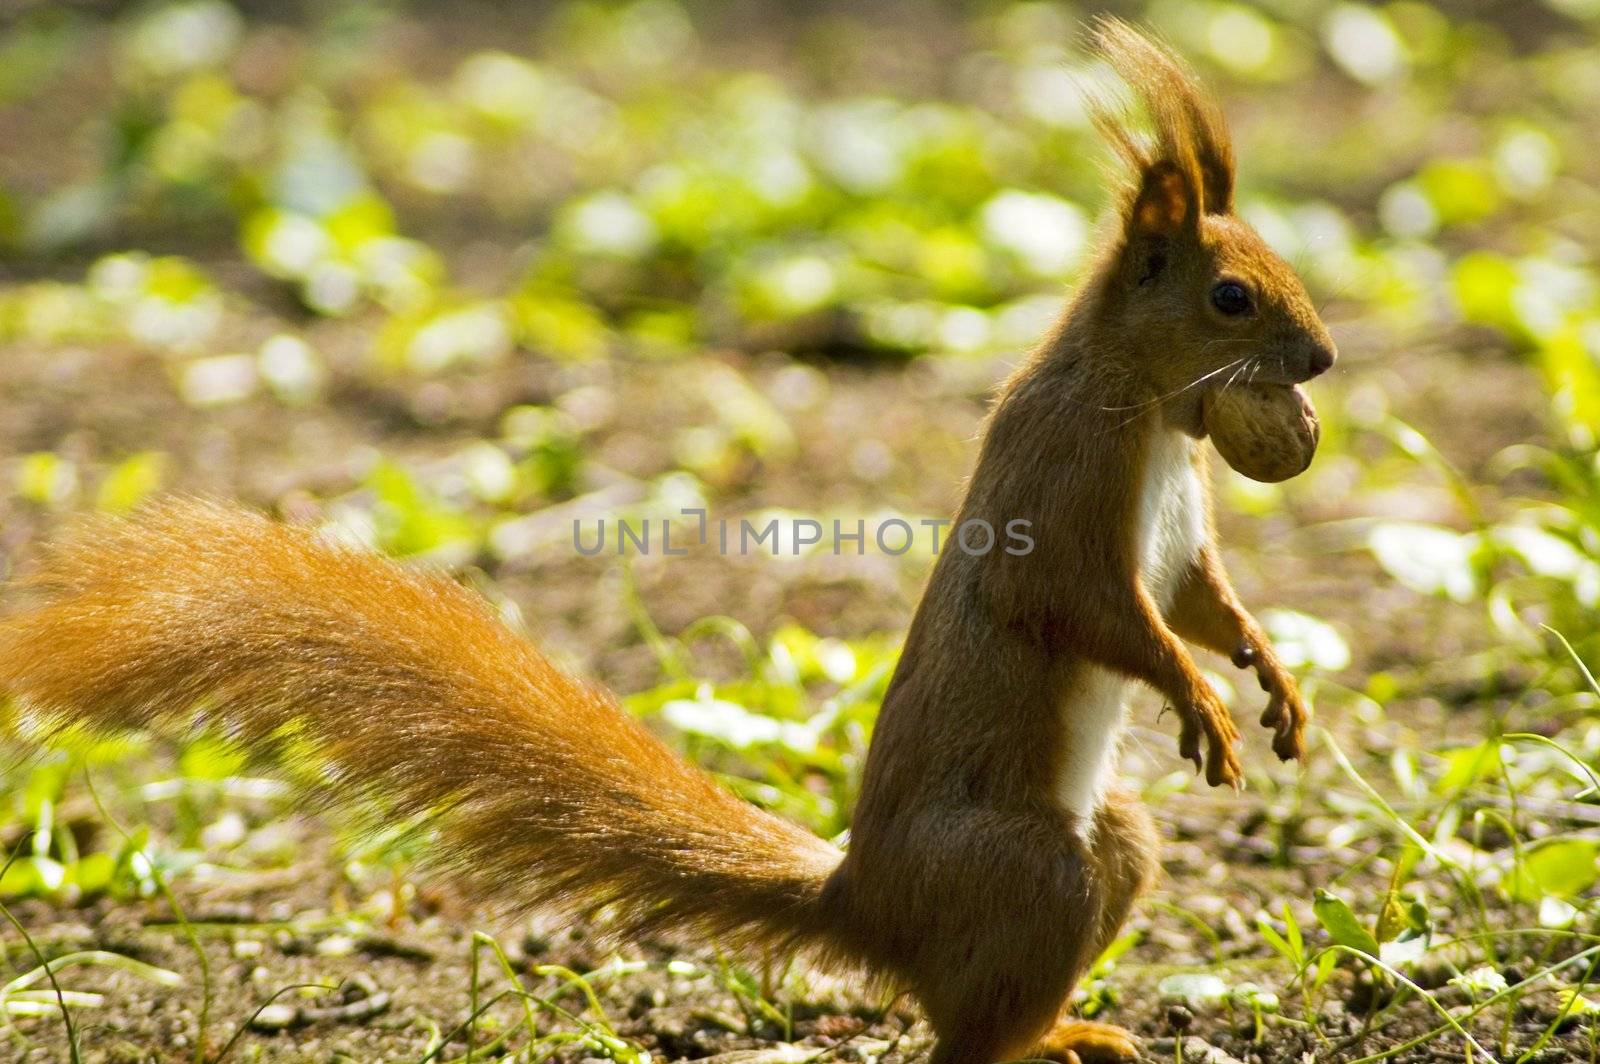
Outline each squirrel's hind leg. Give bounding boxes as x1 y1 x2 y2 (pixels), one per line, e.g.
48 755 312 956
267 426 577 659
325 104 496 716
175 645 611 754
920 960 1082 1064
1029 788 1160 1063
1082 788 1160 961
918 793 1157 1064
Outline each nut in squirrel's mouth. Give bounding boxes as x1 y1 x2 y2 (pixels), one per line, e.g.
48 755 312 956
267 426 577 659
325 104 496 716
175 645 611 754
1203 380 1321 484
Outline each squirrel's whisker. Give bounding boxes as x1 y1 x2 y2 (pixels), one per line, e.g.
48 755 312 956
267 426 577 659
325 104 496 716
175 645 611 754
1098 355 1249 414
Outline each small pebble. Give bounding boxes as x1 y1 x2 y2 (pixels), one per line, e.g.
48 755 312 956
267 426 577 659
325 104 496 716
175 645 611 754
316 933 357 956
250 1003 298 1031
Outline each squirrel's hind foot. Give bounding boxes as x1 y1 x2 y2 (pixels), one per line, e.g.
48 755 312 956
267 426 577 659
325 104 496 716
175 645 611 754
1032 1019 1142 1063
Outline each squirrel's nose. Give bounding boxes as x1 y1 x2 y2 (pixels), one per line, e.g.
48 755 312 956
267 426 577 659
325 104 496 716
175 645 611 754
1306 344 1336 379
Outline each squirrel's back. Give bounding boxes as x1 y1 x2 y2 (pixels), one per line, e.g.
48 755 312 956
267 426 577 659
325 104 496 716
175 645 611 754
0 499 842 951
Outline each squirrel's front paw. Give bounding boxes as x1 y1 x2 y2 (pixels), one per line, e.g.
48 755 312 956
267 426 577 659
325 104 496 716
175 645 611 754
1256 664 1308 762
1232 644 1309 763
1174 688 1242 789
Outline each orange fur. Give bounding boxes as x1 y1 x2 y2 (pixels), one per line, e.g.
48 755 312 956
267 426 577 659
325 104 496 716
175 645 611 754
0 21 1334 1064
0 500 841 952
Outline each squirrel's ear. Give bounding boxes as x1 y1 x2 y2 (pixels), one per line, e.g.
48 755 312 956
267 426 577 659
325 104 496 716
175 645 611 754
1122 159 1199 281
1130 160 1197 237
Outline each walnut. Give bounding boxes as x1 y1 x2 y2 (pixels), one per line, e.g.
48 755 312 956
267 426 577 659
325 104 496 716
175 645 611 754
1203 384 1320 483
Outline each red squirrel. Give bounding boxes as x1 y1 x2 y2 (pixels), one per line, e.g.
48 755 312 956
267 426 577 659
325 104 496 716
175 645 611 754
0 21 1333 1064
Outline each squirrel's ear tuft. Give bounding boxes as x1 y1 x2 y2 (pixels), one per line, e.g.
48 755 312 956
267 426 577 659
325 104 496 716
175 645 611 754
1089 17 1235 219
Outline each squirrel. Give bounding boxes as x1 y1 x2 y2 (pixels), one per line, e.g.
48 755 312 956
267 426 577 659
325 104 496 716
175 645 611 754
0 20 1334 1064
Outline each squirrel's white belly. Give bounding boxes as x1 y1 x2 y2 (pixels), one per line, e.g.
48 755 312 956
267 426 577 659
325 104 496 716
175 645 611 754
1056 430 1206 826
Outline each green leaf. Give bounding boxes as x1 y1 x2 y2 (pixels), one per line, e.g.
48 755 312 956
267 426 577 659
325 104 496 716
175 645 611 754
178 734 247 781
1504 839 1600 903
16 451 78 507
1311 951 1339 992
1313 889 1380 958
1451 252 1520 337
660 696 817 754
1283 901 1304 960
1417 159 1501 226
0 855 65 898
1367 522 1480 601
365 460 480 560
1261 609 1351 671
1255 914 1296 965
1435 740 1503 793
1090 930 1139 975
97 451 166 513
70 853 116 897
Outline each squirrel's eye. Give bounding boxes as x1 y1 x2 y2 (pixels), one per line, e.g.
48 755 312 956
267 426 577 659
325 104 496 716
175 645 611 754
1211 281 1251 316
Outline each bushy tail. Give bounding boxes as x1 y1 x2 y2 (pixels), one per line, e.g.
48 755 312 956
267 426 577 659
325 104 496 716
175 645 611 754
0 500 843 952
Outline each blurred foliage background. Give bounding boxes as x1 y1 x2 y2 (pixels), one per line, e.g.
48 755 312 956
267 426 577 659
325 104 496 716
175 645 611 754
4 1 1600 1061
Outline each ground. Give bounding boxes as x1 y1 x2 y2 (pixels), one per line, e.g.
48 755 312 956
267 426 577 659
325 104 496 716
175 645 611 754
3 2 1600 1062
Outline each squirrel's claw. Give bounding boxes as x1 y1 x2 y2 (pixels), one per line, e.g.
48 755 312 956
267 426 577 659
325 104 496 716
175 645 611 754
1178 714 1203 771
1176 694 1243 789
1270 701 1305 758
1205 729 1244 789
1264 694 1302 761
1249 656 1310 764
1272 713 1307 761
1259 695 1283 730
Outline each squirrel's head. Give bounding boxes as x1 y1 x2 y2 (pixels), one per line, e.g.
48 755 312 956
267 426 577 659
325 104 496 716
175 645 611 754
1088 19 1336 431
